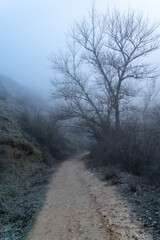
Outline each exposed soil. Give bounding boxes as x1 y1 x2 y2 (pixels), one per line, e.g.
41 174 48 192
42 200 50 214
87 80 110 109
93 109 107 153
26 155 153 240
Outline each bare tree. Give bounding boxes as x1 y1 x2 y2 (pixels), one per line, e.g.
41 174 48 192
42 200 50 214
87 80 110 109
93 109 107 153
50 6 160 133
71 6 160 131
49 42 112 140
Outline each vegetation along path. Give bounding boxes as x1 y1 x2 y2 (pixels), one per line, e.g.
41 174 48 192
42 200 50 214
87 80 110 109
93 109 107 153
26 155 153 240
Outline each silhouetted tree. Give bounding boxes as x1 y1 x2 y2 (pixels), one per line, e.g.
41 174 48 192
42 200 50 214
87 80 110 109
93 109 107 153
50 6 159 133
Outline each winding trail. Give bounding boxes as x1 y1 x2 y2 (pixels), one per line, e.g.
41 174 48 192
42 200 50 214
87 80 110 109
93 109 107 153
26 155 153 240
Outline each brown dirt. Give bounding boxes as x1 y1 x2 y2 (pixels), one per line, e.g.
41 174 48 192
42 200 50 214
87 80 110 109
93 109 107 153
26 155 153 240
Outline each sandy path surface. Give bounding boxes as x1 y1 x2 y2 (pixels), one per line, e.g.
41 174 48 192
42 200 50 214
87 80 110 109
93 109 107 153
26 155 153 240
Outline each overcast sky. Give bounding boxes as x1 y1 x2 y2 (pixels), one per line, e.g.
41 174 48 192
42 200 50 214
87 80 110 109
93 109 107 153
1 0 160 93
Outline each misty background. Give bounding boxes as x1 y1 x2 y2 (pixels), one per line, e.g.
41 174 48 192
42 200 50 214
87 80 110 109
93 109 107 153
1 0 160 97
1 1 160 239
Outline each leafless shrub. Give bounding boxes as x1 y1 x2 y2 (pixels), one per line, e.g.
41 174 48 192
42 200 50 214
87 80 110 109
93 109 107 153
20 110 73 162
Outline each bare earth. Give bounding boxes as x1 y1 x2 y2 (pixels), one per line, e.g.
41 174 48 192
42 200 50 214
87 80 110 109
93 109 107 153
26 155 153 240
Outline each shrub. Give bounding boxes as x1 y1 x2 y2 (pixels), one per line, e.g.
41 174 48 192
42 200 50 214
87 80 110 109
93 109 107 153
20 110 73 163
90 118 160 181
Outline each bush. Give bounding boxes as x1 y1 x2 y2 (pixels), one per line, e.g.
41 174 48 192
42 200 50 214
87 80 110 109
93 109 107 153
20 110 73 163
90 117 160 181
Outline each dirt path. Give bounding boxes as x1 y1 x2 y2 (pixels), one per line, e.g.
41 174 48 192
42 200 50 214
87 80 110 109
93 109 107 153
26 155 153 240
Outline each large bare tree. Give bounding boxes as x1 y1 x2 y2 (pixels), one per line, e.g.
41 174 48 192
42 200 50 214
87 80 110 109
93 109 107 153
50 42 111 139
50 6 159 135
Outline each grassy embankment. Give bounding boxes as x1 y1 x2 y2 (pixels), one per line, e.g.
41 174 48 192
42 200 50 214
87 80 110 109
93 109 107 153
0 99 60 240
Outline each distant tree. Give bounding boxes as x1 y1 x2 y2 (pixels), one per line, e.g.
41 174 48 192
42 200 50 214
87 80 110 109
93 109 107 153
50 6 160 134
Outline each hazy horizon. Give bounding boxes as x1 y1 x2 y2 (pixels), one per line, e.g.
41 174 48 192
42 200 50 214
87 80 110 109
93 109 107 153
1 0 160 94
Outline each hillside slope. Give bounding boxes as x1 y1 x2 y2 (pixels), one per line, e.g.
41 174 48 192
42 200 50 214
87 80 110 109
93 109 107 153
0 79 56 239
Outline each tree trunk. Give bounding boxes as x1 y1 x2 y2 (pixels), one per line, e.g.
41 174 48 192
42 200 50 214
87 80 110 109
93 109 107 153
115 104 120 132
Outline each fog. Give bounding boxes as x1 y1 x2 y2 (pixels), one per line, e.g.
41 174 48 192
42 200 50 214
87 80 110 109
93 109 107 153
0 0 160 96
1 2 160 238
